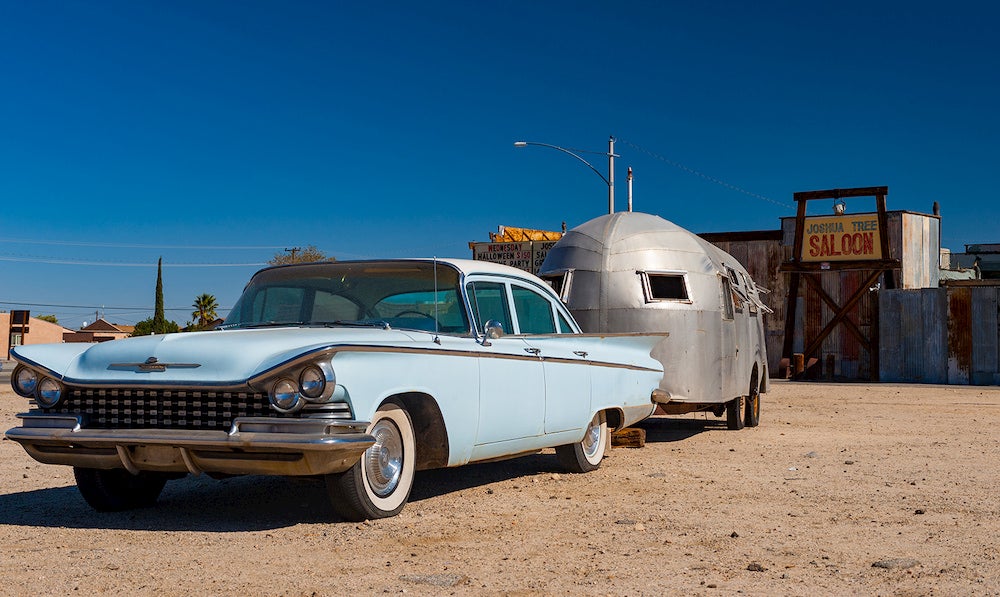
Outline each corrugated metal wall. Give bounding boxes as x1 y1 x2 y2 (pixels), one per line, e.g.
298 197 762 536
704 210 941 380
880 286 1000 385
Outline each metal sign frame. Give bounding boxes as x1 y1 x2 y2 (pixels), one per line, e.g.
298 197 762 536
779 186 900 380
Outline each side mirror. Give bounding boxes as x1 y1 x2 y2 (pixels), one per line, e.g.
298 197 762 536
483 320 504 340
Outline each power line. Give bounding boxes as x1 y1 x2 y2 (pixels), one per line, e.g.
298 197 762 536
0 255 266 267
0 300 227 312
0 238 288 250
617 138 794 209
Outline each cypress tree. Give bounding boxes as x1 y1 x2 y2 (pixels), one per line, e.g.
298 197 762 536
152 257 166 334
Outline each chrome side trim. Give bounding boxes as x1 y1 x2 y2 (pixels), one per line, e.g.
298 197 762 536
321 344 663 373
27 340 661 391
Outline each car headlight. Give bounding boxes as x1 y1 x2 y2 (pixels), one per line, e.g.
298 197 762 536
299 365 326 400
13 366 39 398
36 377 64 408
269 378 303 412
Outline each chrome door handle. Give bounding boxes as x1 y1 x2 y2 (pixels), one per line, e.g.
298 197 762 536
524 347 541 355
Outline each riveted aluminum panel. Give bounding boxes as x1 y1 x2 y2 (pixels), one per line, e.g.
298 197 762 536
541 212 768 405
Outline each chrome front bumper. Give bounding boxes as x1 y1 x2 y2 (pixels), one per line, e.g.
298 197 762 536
5 413 376 476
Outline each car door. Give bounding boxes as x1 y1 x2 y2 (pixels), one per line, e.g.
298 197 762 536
509 283 592 435
467 279 546 444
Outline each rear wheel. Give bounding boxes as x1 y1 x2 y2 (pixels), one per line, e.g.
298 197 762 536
327 402 416 521
556 411 608 473
726 395 746 430
73 467 168 512
744 371 761 427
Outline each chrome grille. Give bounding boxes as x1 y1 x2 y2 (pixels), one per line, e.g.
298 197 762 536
41 388 349 430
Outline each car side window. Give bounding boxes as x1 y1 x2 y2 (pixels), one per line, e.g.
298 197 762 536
511 286 556 334
467 281 513 335
557 311 574 334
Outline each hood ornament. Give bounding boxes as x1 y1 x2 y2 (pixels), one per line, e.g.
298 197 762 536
109 357 201 373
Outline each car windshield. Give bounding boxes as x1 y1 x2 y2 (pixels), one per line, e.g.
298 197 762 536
223 261 470 334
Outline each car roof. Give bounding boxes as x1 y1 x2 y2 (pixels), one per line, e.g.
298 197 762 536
262 258 540 281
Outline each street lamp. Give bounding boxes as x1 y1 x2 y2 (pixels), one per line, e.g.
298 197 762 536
514 136 619 214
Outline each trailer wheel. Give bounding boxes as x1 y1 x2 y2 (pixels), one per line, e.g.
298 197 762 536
726 395 745 430
744 371 761 427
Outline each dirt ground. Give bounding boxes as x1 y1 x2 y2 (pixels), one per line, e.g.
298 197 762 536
1 379 999 596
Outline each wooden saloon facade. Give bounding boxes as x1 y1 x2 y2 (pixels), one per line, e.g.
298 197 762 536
701 186 943 382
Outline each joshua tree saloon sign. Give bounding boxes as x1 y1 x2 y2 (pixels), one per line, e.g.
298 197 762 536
800 214 882 262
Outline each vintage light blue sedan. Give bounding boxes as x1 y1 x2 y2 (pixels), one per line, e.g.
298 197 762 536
6 259 664 520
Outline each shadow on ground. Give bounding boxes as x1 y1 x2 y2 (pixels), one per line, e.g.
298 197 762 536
0 453 569 532
637 415 729 442
0 418 717 532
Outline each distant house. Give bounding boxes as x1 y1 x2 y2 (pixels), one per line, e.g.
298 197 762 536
1 311 73 359
63 318 135 343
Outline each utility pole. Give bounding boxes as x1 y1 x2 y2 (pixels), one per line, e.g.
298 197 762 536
608 136 615 214
285 247 301 262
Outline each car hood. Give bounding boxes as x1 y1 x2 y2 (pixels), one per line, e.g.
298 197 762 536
12 327 423 387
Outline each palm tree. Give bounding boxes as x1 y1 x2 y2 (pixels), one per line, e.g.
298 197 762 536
191 293 219 329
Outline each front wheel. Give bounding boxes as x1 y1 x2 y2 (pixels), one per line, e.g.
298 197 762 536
326 402 416 521
556 411 608 473
73 467 169 512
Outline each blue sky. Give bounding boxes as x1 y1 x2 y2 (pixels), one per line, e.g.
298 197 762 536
1 1 997 328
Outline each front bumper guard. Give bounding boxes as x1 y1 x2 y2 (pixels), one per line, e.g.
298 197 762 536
5 413 376 477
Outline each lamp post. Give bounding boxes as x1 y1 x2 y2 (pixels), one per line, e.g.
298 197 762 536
514 136 619 214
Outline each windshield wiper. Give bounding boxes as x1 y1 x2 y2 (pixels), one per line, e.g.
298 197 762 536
220 320 392 330
311 320 392 330
226 321 307 329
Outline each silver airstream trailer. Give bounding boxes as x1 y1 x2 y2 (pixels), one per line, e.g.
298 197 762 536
539 212 770 429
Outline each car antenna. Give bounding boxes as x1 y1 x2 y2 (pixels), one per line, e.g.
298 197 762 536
433 257 441 344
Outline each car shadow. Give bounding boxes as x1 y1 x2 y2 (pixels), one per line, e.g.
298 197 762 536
0 453 569 532
0 420 723 531
636 415 729 442
409 453 561 502
0 474 338 531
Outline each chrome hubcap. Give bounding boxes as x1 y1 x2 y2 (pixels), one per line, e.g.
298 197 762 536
581 415 602 459
365 419 403 497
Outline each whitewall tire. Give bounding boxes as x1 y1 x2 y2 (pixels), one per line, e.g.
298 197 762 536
327 401 416 521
